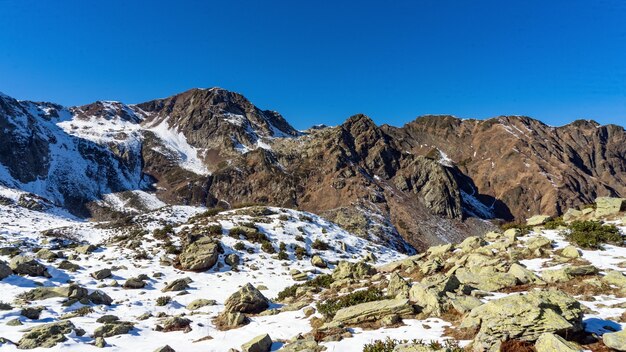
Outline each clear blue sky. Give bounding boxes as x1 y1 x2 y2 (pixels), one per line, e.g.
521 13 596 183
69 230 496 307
1 0 625 129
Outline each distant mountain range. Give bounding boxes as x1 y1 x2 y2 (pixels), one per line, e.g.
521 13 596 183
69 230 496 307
1 88 625 250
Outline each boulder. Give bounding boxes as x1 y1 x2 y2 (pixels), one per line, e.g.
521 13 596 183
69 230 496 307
460 290 583 351
160 317 191 332
426 243 453 258
75 244 97 254
541 265 598 284
603 329 626 351
602 270 626 289
0 260 12 280
534 333 583 352
162 277 192 292
387 273 410 298
123 277 146 289
291 270 308 281
595 197 626 218
225 253 240 267
508 263 543 284
332 261 375 280
332 298 414 325
455 266 518 291
18 284 92 302
527 215 552 226
21 306 44 319
409 274 460 316
94 337 106 348
91 269 112 280
311 255 327 268
35 249 58 261
88 290 113 305
560 246 581 259
241 333 272 352
18 320 76 349
224 283 269 314
218 312 247 328
178 237 219 271
154 346 176 352
93 321 134 337
9 256 50 277
563 208 582 222
186 298 216 310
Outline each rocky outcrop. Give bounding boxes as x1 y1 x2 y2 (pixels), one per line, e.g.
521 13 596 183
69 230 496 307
17 320 78 349
460 290 583 351
178 238 219 271
224 283 269 314
241 333 272 352
331 298 414 325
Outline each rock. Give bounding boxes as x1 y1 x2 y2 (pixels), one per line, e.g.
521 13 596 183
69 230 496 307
0 260 12 280
455 266 518 291
21 306 44 319
560 246 581 259
595 197 626 218
96 315 120 323
332 298 414 325
281 337 323 352
241 333 272 352
178 237 219 271
17 320 76 349
9 255 50 277
332 261 375 280
219 312 247 328
460 290 583 351
6 318 22 326
75 244 97 254
225 253 240 267
503 228 520 241
458 236 485 252
91 268 112 280
224 283 270 314
57 260 80 272
527 215 552 226
186 298 216 310
508 263 543 284
526 236 553 251
534 333 583 352
563 208 582 222
123 277 146 289
18 284 88 301
311 255 327 268
35 249 58 261
387 273 410 298
409 274 460 316
602 270 626 289
162 277 192 292
161 317 192 332
291 270 308 281
427 243 453 258
448 294 483 314
93 321 134 337
154 345 176 352
603 329 626 351
542 265 598 283
303 307 316 317
94 336 106 348
88 290 113 305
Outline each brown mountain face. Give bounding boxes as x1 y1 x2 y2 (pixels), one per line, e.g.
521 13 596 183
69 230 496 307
384 115 626 221
1 88 625 251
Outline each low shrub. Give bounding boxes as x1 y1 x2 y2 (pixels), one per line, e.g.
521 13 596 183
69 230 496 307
234 242 246 251
312 239 329 251
261 241 276 254
156 296 171 306
277 250 289 260
276 274 334 301
543 217 566 230
564 220 622 249
153 225 174 240
362 338 462 352
207 224 223 235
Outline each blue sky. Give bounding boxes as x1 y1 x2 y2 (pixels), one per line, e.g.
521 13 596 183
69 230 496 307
1 0 625 129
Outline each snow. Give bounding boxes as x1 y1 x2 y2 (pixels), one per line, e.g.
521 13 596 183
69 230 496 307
145 118 210 175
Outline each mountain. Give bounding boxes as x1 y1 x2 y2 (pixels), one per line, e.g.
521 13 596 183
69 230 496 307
1 88 625 251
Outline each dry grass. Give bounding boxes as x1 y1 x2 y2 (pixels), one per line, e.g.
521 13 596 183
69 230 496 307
443 325 477 341
499 340 535 352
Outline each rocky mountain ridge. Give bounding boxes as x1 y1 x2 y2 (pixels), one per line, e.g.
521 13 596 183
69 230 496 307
1 88 625 250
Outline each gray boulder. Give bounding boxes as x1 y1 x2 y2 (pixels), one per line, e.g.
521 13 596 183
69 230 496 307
0 260 12 280
224 283 269 314
332 298 414 325
534 333 583 352
178 237 219 271
241 333 272 352
162 277 192 292
603 329 626 351
18 320 76 349
9 256 50 277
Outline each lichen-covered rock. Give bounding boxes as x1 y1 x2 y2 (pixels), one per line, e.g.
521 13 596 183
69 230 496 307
91 268 112 280
541 265 598 284
93 321 134 337
332 298 414 325
154 345 176 352
9 256 50 277
454 266 518 291
534 333 583 352
0 260 12 280
508 263 543 285
281 337 324 352
241 333 272 352
75 244 96 254
409 274 459 316
311 255 327 268
186 298 216 310
21 306 44 319
603 329 626 351
332 261 375 280
18 320 76 349
460 290 583 351
178 237 219 271
225 253 240 267
123 277 146 289
527 215 552 226
224 283 269 314
162 277 192 292
595 197 626 218
387 272 410 298
160 317 191 332
35 249 58 261
18 284 89 302
560 246 581 259
602 270 626 289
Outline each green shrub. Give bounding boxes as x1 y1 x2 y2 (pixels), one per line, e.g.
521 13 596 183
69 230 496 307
500 222 531 236
207 224 223 235
362 338 462 352
153 225 174 240
564 220 622 249
543 217 566 230
279 242 287 251
279 214 290 221
294 245 307 259
234 242 246 251
277 250 289 260
276 274 334 301
156 296 171 306
312 239 329 251
261 241 276 254
295 235 305 242
0 302 12 310
317 287 385 319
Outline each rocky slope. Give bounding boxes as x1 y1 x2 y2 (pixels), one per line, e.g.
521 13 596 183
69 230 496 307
1 89 625 250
